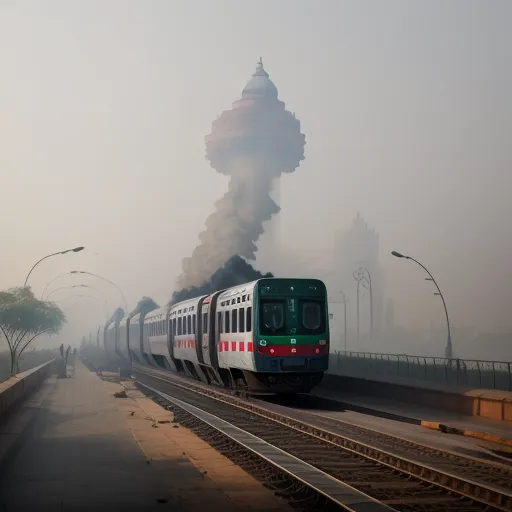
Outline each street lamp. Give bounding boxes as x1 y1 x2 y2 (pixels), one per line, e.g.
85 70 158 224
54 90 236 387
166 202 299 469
46 284 109 310
353 267 373 342
70 271 127 310
391 251 453 359
24 246 84 286
41 271 77 299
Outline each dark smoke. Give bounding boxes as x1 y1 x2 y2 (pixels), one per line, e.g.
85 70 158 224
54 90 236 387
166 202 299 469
170 255 273 305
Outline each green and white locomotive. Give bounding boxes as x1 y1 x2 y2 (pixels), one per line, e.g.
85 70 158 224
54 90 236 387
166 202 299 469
112 277 329 394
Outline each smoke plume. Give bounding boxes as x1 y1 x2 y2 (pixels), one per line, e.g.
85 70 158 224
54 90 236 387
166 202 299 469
176 59 305 291
171 255 272 305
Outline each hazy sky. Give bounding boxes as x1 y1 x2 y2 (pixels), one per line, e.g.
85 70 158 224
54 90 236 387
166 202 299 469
1 1 511 349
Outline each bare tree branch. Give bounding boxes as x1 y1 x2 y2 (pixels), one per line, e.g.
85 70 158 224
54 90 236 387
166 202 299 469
17 329 52 364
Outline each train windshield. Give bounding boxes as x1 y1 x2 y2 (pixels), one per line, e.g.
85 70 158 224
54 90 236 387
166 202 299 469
260 300 286 335
299 299 326 334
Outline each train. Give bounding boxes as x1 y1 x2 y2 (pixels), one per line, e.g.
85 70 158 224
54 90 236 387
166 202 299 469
104 277 329 394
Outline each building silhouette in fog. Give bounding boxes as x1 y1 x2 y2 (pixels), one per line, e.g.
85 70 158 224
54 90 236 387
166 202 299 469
333 213 384 348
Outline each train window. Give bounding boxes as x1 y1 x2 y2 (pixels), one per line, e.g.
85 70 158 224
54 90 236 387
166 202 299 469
192 314 196 334
260 301 286 335
217 312 222 332
299 300 325 334
187 315 192 335
232 309 237 332
225 311 230 333
178 317 182 335
173 318 177 336
237 297 241 303
239 308 245 332
203 313 208 334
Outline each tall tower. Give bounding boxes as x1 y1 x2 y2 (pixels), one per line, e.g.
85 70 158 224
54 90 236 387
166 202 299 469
335 214 384 345
180 59 305 288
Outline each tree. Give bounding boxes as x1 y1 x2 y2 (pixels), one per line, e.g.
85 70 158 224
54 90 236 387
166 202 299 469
0 287 65 376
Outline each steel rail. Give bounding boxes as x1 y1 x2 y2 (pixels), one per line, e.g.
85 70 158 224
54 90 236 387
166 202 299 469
133 363 511 511
137 381 394 512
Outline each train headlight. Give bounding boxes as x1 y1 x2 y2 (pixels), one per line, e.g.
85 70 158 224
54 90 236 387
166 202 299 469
319 339 326 345
315 348 320 354
269 348 275 355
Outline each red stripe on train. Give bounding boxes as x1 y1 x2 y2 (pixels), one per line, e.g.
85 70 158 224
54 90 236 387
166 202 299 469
257 345 325 356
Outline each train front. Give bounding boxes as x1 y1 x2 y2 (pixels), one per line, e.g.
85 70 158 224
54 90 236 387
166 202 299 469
251 278 329 394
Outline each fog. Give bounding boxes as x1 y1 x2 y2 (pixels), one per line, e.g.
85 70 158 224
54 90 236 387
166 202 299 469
1 1 511 360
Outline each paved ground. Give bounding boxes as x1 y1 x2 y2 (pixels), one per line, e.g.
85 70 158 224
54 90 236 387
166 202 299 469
0 362 289 512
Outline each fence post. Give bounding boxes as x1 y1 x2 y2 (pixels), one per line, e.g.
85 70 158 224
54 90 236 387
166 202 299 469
423 357 427 380
477 360 481 388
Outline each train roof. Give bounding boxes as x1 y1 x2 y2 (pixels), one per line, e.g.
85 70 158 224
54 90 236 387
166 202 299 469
217 280 258 301
169 295 205 315
167 277 327 312
144 306 170 321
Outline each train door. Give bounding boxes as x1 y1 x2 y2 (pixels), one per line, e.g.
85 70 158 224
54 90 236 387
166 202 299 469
200 300 211 366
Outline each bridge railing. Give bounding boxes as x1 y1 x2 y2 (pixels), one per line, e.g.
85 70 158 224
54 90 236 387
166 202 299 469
329 351 512 392
0 359 57 419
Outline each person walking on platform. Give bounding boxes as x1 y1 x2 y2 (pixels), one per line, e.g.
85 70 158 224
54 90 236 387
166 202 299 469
60 343 64 360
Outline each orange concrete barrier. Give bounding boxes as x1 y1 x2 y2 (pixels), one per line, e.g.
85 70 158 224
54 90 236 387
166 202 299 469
322 373 512 422
465 389 512 421
0 359 57 420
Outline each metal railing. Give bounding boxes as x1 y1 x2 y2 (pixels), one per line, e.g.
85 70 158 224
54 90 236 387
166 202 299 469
329 350 512 392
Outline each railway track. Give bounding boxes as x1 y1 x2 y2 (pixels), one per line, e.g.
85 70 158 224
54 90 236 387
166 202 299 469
133 364 512 511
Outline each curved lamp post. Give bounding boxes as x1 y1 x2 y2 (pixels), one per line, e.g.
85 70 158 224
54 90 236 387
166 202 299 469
70 271 127 310
46 284 109 311
391 251 453 359
41 270 127 310
24 246 84 286
41 271 76 299
352 267 373 342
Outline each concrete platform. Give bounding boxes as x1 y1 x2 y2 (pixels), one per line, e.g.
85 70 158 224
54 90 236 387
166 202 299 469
313 387 512 443
0 362 288 512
